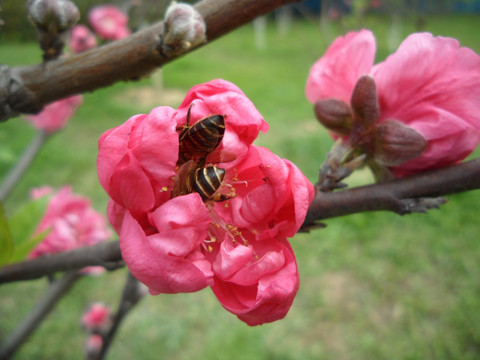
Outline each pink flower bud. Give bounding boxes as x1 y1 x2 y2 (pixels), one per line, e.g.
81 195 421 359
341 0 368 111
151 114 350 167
84 334 103 357
82 303 111 333
69 25 97 53
88 5 131 41
27 0 79 32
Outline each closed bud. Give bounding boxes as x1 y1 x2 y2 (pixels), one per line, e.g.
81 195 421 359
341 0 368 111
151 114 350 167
314 99 352 135
163 2 206 54
27 0 79 32
350 75 379 127
373 119 427 166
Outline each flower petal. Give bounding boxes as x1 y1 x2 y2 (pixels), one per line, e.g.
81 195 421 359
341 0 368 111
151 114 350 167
306 29 376 103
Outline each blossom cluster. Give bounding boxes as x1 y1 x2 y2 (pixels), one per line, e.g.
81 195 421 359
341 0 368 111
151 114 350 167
97 79 314 325
29 186 112 274
306 30 480 178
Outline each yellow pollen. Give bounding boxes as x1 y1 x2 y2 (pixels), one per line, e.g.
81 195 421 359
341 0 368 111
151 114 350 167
207 245 213 252
161 186 168 192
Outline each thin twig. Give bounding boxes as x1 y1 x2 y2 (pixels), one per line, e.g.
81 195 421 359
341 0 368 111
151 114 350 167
0 271 82 360
0 130 50 201
91 271 145 360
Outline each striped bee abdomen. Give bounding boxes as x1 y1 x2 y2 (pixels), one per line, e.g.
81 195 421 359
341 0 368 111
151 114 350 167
179 115 225 159
193 165 226 201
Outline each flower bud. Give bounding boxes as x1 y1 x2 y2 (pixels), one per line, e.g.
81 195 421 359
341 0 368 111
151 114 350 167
373 119 427 166
163 2 206 55
314 99 352 135
81 303 111 334
350 75 379 127
27 0 79 32
84 334 103 358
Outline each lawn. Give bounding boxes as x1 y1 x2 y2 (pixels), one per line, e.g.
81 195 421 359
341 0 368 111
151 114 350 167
1 12 480 360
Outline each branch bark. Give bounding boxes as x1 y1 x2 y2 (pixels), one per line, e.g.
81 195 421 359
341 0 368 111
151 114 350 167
0 0 301 121
302 158 480 229
0 158 479 283
0 241 124 284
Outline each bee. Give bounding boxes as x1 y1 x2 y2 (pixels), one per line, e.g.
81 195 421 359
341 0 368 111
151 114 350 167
178 104 225 164
172 159 229 202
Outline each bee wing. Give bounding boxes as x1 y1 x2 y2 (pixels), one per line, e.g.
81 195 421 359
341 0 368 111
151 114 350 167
206 150 238 165
171 160 197 198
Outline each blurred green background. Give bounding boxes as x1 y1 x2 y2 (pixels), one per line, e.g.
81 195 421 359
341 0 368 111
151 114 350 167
1 1 480 359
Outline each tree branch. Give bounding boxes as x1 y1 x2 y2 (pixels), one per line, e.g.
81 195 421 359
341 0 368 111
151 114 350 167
0 0 301 121
0 241 123 284
0 159 479 283
92 272 145 360
301 158 480 230
0 130 50 201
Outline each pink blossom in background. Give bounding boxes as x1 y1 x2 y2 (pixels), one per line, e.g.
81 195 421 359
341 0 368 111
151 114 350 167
88 5 130 41
25 95 83 133
97 79 314 325
28 186 112 274
306 30 480 177
82 303 111 333
70 25 97 53
84 334 103 357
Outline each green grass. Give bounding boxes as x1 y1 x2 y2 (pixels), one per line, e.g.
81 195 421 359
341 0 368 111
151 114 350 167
1 13 480 360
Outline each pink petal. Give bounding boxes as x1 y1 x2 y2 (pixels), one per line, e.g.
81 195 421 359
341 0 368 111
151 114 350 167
120 210 213 294
373 33 480 174
306 29 376 103
211 239 299 326
108 151 155 213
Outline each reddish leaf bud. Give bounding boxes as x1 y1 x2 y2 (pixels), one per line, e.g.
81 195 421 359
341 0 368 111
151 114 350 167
27 0 79 32
314 99 352 135
373 119 427 166
350 75 379 127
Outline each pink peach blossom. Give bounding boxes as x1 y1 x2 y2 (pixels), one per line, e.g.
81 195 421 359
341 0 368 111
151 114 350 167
306 30 480 177
97 79 314 325
88 5 130 41
84 334 103 357
82 303 111 333
70 24 97 53
25 94 83 133
28 186 112 274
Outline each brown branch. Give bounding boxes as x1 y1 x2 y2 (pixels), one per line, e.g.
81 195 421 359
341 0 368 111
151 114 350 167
0 241 124 284
1 159 479 283
301 158 480 230
0 0 301 121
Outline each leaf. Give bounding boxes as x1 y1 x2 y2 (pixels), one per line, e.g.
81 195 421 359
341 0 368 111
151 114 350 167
0 202 14 266
7 195 50 263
